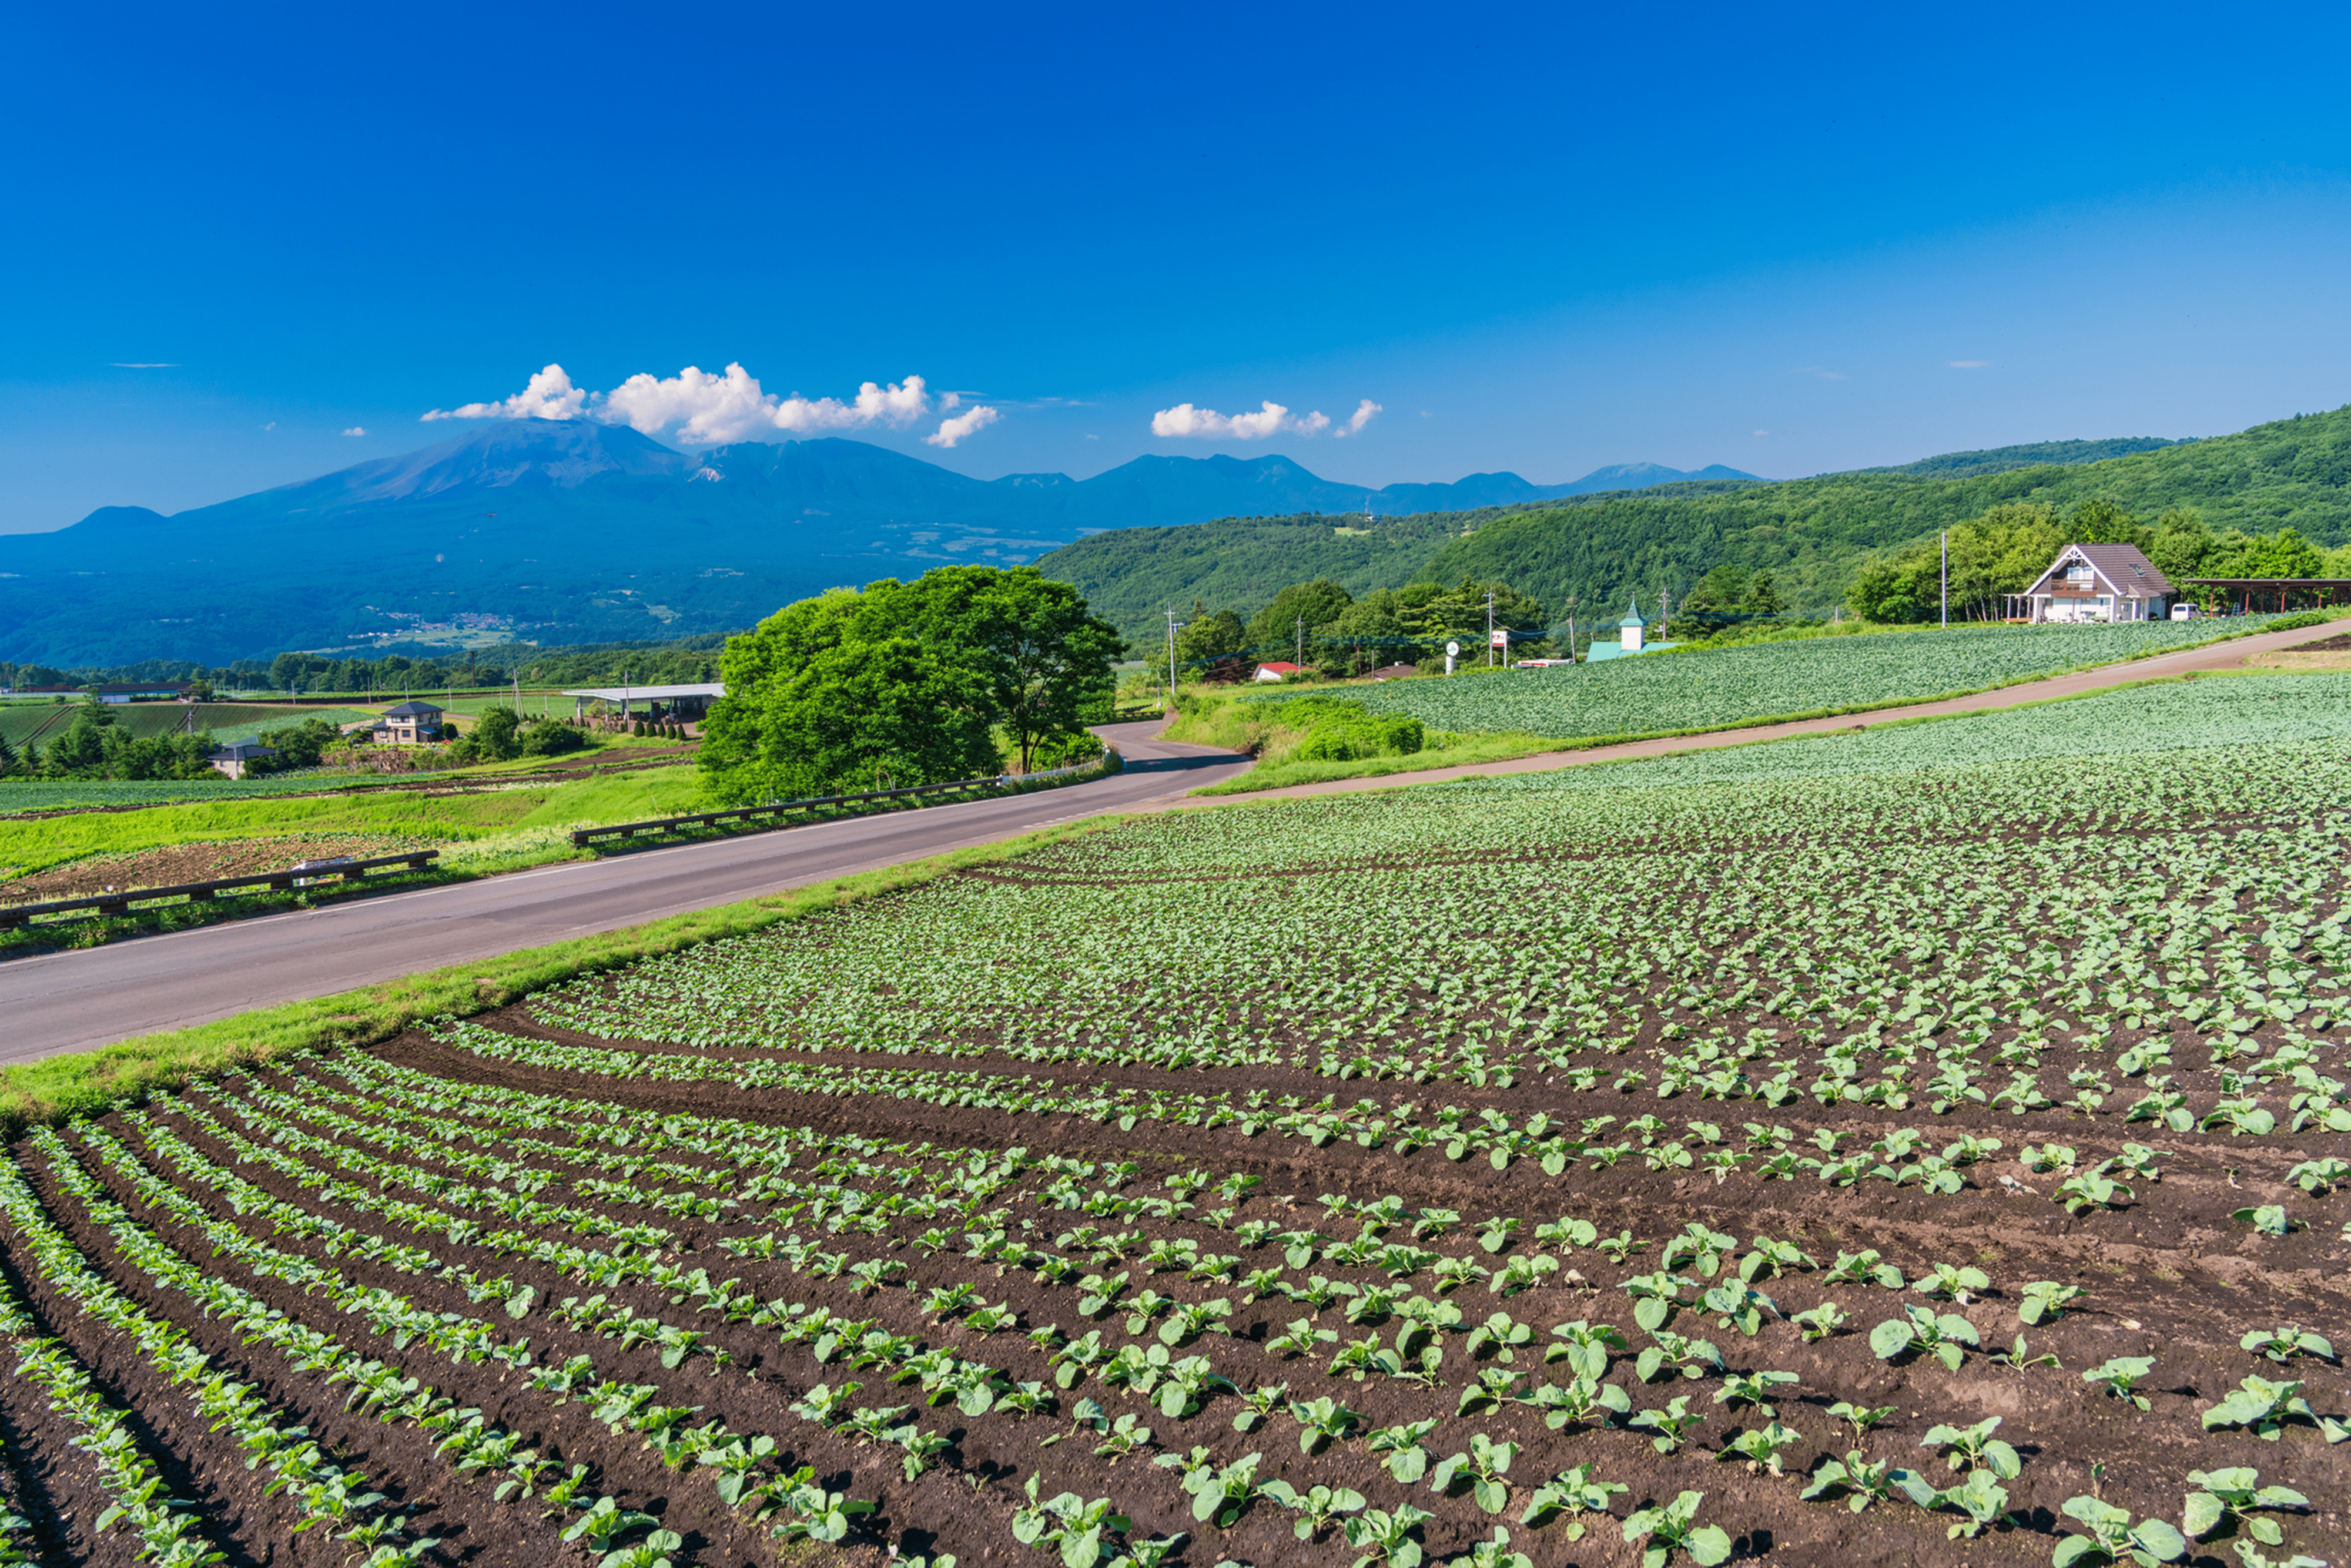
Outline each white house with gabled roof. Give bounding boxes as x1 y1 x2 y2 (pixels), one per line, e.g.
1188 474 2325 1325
2015 543 2174 624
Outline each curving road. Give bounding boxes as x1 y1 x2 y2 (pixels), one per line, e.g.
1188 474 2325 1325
2 723 1251 1062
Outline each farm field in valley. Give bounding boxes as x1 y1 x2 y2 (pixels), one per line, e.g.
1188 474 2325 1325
0 675 2345 1566
1334 618 2298 742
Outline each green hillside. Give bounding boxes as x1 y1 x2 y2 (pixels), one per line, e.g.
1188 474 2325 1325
1034 507 1508 634
1039 408 2351 629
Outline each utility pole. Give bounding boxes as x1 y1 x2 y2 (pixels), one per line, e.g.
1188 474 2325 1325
1166 607 1181 710
1485 590 1496 668
1941 531 1950 629
1295 614 1305 668
1563 597 1578 664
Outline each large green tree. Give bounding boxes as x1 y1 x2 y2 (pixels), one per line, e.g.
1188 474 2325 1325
870 567 1123 772
700 567 1118 803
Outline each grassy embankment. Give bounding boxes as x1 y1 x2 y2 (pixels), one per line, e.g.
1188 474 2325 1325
0 815 1133 1137
1176 611 2349 794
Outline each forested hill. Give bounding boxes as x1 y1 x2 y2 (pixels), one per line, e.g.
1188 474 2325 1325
1038 410 2351 628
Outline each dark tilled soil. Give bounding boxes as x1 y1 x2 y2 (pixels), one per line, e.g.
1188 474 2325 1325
121 1032 2349 1568
0 834 424 903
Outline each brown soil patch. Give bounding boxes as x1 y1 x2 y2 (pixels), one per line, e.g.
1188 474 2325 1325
0 833 426 904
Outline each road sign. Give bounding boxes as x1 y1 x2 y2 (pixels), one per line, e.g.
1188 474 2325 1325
1489 629 1508 648
1445 641 1461 657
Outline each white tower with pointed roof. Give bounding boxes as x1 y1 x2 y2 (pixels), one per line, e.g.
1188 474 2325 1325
1619 597 1647 654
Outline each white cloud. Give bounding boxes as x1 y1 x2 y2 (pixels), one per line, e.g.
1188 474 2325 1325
925 405 1001 448
1753 429 1770 436
343 426 367 437
1332 398 1382 438
1150 399 1352 440
423 363 588 423
421 362 953 446
110 361 178 368
1948 360 1990 368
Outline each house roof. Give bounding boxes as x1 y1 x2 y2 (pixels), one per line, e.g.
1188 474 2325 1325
381 701 444 717
1619 597 1647 627
209 741 277 760
2025 543 2174 599
1255 662 1302 675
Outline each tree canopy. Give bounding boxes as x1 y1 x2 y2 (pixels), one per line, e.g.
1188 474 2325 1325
698 567 1119 805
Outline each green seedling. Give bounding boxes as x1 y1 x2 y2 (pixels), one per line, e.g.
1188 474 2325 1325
1920 1416 2021 1479
2202 1376 2325 1441
1289 1395 1364 1455
1871 1304 1980 1371
1800 1450 1908 1513
2054 1495 2189 1566
1622 1490 1733 1567
1630 1395 1706 1454
1155 1446 1264 1528
1991 1334 2062 1370
1827 1401 1895 1440
1231 1382 1289 1435
1545 1320 1626 1379
2231 1205 2292 1237
1343 1504 1434 1568
1826 1249 1904 1289
2239 1326 2335 1365
1428 1433 1517 1514
1714 1370 1797 1415
2018 1281 2084 1325
1262 1479 1367 1540
2183 1468 2309 1546
2082 1356 2156 1411
1516 1463 1625 1537
1367 1419 1441 1483
1720 1419 1802 1475
1790 1301 1848 1342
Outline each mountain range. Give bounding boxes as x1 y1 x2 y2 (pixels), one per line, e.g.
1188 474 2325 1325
0 423 1756 664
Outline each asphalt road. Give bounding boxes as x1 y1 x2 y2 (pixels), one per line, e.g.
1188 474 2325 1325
2 722 1251 1061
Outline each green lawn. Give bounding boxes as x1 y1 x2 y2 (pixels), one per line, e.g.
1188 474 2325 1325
0 765 705 880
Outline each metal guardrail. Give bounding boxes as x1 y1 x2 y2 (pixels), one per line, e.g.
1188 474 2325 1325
568 753 1113 848
0 850 441 930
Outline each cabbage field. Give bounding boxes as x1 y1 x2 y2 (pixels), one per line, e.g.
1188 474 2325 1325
0 676 2343 1566
1333 618 2286 740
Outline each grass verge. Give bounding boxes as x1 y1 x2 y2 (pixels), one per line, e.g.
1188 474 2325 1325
0 812 1134 1138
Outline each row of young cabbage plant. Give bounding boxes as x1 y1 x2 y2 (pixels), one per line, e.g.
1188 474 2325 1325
38 1014 2335 1567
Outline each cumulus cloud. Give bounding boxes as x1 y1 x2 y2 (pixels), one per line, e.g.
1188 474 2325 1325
343 427 367 437
1150 399 1358 440
423 363 588 422
1332 398 1382 438
925 405 1001 448
1948 360 1990 368
418 363 984 447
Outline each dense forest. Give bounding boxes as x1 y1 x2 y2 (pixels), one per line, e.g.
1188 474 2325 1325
1040 410 2351 632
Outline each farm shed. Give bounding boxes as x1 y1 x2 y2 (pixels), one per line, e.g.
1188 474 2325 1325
2182 577 2351 614
2011 543 2172 623
1252 661 1303 682
13 682 190 704
372 701 445 745
206 739 276 779
564 682 724 722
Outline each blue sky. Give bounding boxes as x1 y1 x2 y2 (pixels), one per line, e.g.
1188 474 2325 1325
5 1 2350 531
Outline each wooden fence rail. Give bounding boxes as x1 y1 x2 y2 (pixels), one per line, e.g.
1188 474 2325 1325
0 852 441 931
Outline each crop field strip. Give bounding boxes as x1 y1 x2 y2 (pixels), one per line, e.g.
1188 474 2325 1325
1331 618 2294 741
1 678 2345 1567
